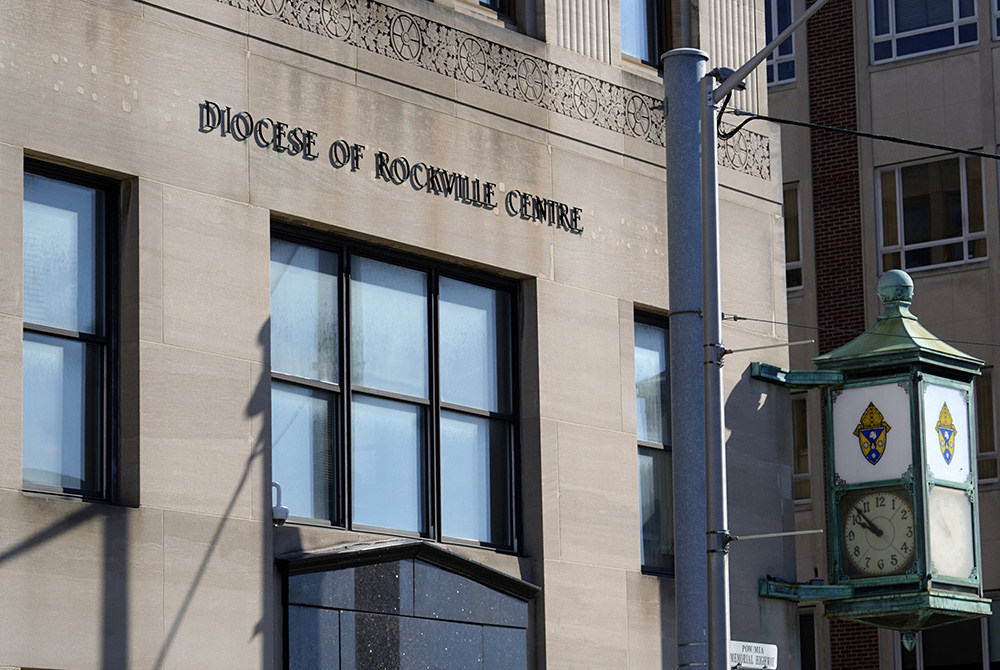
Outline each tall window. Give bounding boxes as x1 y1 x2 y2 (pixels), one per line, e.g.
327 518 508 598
621 0 668 65
791 394 810 500
871 0 977 63
878 155 986 272
270 231 516 548
977 369 997 481
784 185 802 290
765 0 795 83
22 161 116 498
635 316 672 572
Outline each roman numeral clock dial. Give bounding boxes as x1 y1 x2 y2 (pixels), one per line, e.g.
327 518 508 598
843 490 915 576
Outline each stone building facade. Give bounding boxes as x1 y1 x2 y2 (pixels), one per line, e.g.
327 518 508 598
0 0 796 667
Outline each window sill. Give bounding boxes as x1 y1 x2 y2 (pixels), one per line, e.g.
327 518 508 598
868 40 980 72
453 0 515 32
640 565 675 578
882 255 988 279
620 53 662 82
280 517 519 555
21 487 120 507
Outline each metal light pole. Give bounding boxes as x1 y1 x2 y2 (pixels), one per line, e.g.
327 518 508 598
663 0 836 667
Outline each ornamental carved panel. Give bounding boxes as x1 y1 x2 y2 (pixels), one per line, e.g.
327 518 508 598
218 0 770 178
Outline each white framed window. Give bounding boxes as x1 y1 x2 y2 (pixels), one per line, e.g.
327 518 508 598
871 0 977 64
784 185 802 290
877 155 986 273
765 0 795 84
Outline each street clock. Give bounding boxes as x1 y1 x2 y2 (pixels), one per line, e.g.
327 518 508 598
815 270 990 632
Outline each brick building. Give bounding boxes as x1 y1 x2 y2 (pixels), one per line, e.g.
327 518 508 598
768 0 1000 667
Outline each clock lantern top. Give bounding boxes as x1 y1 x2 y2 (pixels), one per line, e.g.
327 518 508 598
813 269 982 377
813 270 990 633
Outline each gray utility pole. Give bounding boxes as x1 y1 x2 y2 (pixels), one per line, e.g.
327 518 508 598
662 0 835 667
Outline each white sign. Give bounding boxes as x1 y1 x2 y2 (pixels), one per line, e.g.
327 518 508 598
730 640 778 669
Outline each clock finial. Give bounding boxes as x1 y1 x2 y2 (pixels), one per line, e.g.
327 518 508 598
877 269 914 309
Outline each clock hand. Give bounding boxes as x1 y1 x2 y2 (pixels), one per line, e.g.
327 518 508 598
856 509 885 537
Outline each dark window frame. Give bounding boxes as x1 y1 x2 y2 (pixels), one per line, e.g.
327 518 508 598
634 311 673 575
270 224 521 552
21 158 119 502
621 0 670 67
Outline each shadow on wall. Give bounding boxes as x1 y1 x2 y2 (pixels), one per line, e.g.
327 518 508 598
0 318 274 669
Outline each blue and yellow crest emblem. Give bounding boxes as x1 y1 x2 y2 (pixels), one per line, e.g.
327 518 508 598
936 403 957 465
854 402 891 465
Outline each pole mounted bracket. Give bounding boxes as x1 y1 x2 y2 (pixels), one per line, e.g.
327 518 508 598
708 529 733 554
705 342 726 368
750 361 844 388
758 576 854 602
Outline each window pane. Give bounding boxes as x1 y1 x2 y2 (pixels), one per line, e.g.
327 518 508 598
896 27 955 56
905 242 963 269
352 394 425 533
792 397 810 500
440 411 511 545
621 0 651 60
901 159 961 245
270 239 339 383
786 268 803 289
638 447 673 570
439 278 511 414
922 617 982 667
23 173 104 335
783 188 800 264
873 0 890 34
959 0 974 18
271 381 336 521
22 332 102 493
635 322 669 444
799 612 816 670
977 370 995 480
882 252 901 271
988 597 1000 664
880 170 899 247
873 40 893 61
895 0 952 33
351 257 428 398
967 157 984 233
958 21 978 43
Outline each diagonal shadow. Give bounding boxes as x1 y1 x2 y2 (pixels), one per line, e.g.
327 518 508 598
0 505 100 567
151 320 271 670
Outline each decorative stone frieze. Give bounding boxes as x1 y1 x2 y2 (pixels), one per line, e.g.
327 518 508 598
219 0 770 178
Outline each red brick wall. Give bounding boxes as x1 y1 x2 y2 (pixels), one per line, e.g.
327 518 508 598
829 619 880 670
806 0 867 354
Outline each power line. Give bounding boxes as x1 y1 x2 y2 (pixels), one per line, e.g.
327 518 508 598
720 109 1000 162
723 312 1000 350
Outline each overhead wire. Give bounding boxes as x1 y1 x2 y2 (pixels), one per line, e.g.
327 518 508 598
722 312 1000 350
711 103 1000 351
718 108 1000 161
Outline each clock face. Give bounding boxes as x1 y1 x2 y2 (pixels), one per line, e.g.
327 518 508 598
843 490 915 576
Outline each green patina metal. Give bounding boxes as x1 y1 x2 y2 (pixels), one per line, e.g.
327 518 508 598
813 270 983 376
755 270 991 633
